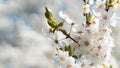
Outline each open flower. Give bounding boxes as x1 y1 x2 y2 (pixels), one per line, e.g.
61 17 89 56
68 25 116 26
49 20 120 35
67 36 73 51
45 0 119 68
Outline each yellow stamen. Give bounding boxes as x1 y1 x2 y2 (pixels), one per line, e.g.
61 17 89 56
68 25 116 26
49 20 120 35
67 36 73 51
102 64 106 68
83 6 87 12
89 20 96 24
103 15 107 20
60 57 65 62
103 29 107 32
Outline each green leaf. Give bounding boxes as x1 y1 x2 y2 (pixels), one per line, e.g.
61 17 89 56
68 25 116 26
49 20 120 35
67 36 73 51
47 20 57 28
65 45 72 56
57 22 64 27
45 7 54 21
109 0 114 4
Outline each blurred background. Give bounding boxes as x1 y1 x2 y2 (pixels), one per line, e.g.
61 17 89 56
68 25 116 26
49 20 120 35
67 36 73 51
0 0 120 68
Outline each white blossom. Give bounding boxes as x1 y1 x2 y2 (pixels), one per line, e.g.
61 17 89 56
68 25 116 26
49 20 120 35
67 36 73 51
46 0 120 68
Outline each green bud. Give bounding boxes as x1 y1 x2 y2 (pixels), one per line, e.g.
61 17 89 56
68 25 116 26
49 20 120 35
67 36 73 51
105 0 109 8
88 13 92 21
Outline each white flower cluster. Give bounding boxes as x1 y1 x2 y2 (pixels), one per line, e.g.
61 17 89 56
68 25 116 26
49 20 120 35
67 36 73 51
45 0 120 68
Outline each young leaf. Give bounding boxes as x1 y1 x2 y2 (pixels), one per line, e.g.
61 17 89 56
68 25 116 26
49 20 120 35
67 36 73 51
45 7 54 21
65 45 72 56
47 20 57 28
57 22 64 27
109 0 114 4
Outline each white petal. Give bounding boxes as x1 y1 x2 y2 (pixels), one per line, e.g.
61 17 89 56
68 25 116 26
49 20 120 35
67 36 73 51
59 11 73 24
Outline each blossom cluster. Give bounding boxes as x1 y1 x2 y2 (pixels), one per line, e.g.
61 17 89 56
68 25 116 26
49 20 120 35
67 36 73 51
45 0 120 68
